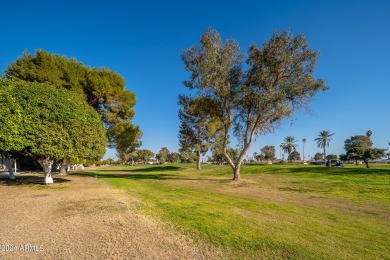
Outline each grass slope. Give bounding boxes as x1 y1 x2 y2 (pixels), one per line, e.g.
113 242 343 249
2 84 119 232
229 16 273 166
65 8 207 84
85 164 390 259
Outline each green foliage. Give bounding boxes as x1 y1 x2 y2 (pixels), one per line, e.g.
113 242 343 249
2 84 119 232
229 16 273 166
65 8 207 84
179 147 197 163
344 135 373 152
314 130 335 165
345 131 385 168
182 28 328 179
254 152 264 161
6 50 85 98
339 154 348 161
282 136 298 161
156 147 170 164
168 152 181 163
326 154 338 160
364 148 386 161
0 78 107 162
178 95 222 168
136 149 154 164
290 150 301 161
260 145 276 161
6 49 136 125
314 152 323 161
108 121 142 163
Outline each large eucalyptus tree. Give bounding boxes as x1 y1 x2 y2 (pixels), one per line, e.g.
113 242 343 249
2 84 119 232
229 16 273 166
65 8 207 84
182 28 328 180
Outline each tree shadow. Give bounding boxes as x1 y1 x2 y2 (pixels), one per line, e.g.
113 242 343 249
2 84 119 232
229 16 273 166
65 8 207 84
245 165 390 176
95 173 180 180
73 171 207 182
0 174 71 186
289 166 390 175
97 165 183 173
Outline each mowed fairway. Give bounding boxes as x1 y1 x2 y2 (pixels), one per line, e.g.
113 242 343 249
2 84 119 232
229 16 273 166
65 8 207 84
86 164 390 259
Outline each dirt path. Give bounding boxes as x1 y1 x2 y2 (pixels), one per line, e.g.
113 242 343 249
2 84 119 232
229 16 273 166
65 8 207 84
0 174 224 259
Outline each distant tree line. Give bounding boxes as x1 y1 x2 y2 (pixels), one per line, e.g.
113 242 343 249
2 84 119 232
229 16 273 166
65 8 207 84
250 130 387 168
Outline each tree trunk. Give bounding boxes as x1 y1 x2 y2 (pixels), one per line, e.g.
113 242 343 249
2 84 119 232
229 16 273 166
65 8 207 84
324 147 327 166
233 165 241 181
196 151 201 170
4 158 15 180
232 144 252 181
364 159 370 168
59 157 70 175
196 143 201 170
37 157 54 184
131 158 134 167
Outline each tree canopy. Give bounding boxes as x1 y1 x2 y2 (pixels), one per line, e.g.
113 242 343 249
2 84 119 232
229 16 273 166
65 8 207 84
136 149 154 164
314 130 335 166
344 131 385 168
6 49 140 171
156 147 170 164
182 28 328 180
108 121 142 165
282 136 297 162
314 152 323 161
290 150 301 161
178 95 222 170
0 79 107 183
5 49 136 125
260 145 276 161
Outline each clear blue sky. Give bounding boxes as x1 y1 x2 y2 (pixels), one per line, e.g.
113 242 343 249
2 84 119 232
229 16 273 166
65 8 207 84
1 0 389 160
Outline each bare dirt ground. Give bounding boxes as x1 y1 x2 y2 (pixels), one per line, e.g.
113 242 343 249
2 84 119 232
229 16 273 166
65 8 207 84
0 173 225 259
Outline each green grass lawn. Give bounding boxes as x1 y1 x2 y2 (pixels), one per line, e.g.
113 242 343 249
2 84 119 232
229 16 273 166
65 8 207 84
85 163 390 259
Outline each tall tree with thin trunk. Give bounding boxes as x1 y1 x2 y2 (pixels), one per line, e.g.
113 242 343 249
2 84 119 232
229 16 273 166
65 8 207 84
178 96 222 170
302 138 307 162
314 130 335 166
282 136 298 162
182 28 328 180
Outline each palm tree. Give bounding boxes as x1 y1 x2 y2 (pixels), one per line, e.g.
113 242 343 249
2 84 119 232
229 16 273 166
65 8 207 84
282 136 298 162
302 138 307 162
279 144 283 160
314 130 335 166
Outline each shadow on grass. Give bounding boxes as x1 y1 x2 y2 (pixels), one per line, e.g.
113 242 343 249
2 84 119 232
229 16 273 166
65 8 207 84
95 173 180 180
74 171 206 182
0 174 71 186
97 165 183 173
287 166 390 175
243 164 390 176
